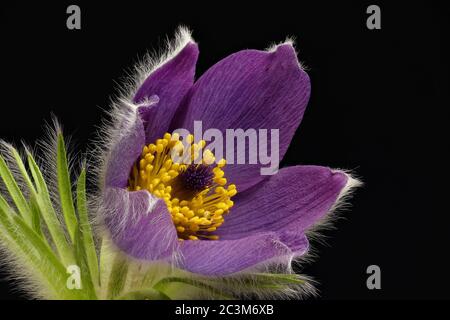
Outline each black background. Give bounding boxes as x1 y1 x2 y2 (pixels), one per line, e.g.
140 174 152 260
0 1 448 300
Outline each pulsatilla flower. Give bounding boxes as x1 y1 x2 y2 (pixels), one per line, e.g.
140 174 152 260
0 27 359 300
98 27 360 279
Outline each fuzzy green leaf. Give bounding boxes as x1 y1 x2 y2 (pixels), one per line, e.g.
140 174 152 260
10 147 44 236
27 152 74 265
56 133 78 243
153 277 233 299
76 168 99 286
249 273 307 286
10 147 36 193
0 155 32 226
73 226 97 299
221 273 308 292
0 195 86 299
28 196 43 237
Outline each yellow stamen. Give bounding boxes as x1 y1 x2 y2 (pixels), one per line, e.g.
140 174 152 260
128 133 237 241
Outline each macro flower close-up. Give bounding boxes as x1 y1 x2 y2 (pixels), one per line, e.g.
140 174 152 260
1 1 448 309
98 27 359 277
0 26 360 300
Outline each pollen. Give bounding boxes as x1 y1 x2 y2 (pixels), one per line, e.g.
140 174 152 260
128 133 237 241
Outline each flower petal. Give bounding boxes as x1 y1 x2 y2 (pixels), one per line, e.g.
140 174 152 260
177 232 308 276
104 108 148 189
105 98 162 189
134 42 199 144
217 166 349 240
174 43 310 191
102 187 178 260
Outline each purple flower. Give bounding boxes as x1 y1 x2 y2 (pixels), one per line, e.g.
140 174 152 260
98 28 359 276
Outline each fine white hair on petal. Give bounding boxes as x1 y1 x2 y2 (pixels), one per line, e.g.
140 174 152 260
97 189 152 238
307 169 363 241
110 25 195 114
265 37 295 53
295 170 362 295
265 36 309 72
86 27 196 250
88 26 195 193
129 26 194 103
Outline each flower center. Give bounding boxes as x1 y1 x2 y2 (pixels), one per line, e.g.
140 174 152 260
128 133 237 241
178 164 214 193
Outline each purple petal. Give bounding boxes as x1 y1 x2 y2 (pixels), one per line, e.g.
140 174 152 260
217 166 348 241
102 187 178 260
173 43 310 192
178 232 308 276
134 42 199 144
105 98 160 189
105 109 147 189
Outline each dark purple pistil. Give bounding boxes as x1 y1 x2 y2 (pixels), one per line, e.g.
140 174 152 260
178 164 214 192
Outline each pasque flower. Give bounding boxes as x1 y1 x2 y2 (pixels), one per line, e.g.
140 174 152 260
0 27 359 300
98 27 359 277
